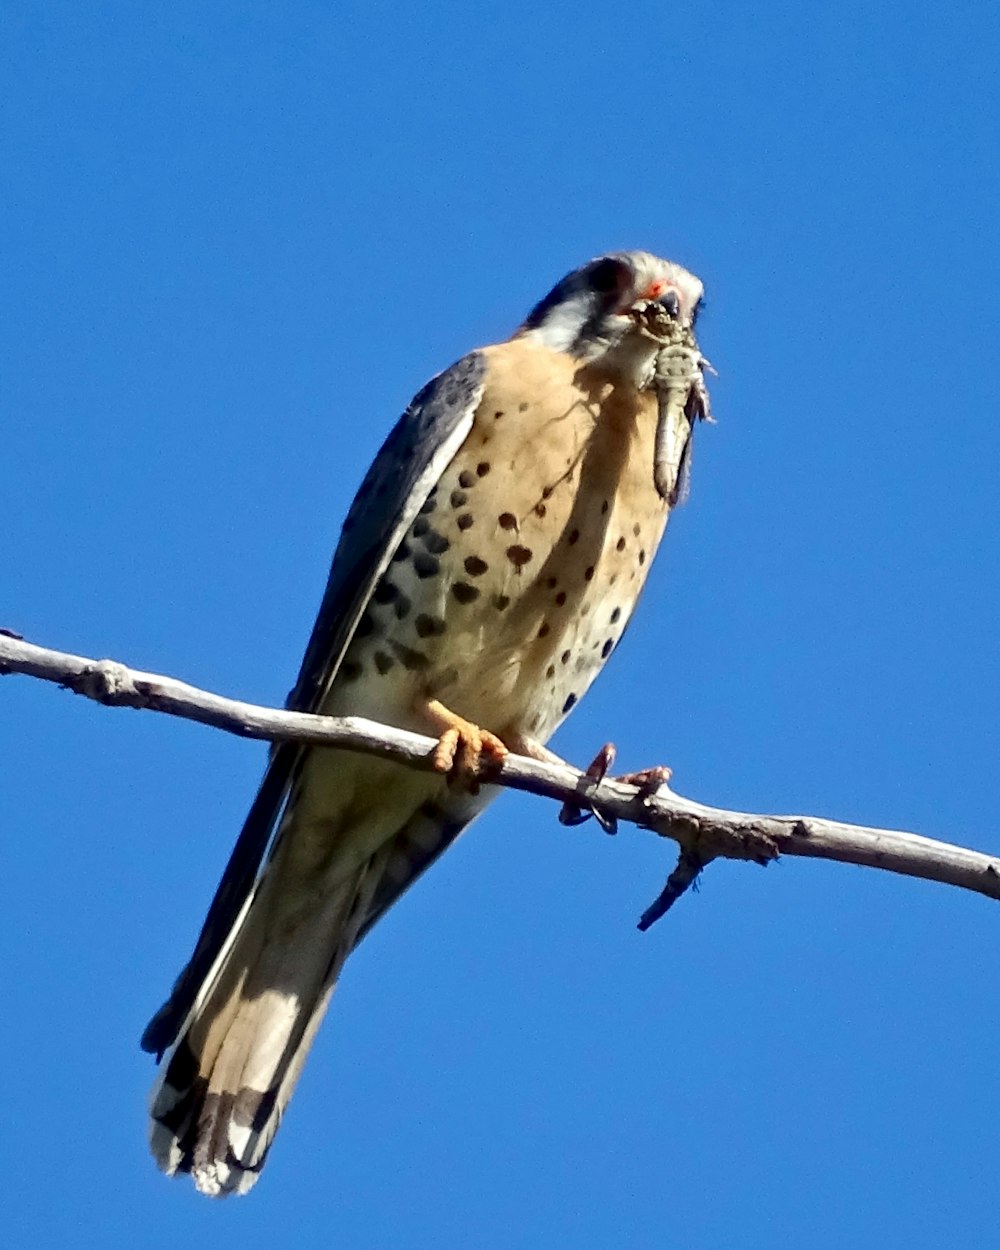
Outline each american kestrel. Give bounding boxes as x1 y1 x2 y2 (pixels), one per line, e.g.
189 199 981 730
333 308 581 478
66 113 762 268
144 250 710 1196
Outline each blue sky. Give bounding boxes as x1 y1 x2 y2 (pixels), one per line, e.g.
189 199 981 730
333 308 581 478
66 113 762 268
3 1 1000 1245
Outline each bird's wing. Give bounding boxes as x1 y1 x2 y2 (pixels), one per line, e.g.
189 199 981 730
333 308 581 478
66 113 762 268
141 352 487 1056
286 352 486 714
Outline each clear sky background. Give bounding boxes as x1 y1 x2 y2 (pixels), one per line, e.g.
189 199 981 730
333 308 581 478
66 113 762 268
3 2 999 1246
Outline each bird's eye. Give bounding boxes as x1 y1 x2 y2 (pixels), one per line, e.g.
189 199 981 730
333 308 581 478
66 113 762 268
588 257 630 296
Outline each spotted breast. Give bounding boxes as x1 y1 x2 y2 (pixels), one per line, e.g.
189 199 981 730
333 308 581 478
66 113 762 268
326 337 668 744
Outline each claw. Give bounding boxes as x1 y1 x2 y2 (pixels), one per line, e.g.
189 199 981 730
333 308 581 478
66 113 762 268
559 742 619 833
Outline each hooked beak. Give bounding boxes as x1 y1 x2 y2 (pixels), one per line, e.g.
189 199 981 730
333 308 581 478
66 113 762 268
626 295 686 341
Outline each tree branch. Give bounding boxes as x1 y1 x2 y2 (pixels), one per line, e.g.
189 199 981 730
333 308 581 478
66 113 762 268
3 630 999 925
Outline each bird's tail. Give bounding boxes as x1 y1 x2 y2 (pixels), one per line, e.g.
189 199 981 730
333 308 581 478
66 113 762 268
148 854 381 1197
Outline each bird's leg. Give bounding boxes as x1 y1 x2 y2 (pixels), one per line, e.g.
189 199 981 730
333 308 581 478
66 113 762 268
501 731 568 768
419 697 508 784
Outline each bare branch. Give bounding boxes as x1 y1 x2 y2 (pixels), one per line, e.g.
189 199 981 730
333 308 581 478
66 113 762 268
3 632 999 924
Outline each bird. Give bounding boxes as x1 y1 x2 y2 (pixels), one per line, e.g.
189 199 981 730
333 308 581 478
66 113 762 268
143 249 711 1196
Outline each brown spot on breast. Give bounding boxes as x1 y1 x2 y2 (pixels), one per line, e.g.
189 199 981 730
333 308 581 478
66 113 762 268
542 485 553 500
506 545 533 569
373 581 399 605
390 642 430 671
537 623 550 638
584 566 595 581
392 541 412 563
561 650 571 665
412 517 430 538
458 469 476 489
355 613 375 638
498 512 517 530
457 513 474 530
415 614 446 638
562 693 577 713
493 594 511 611
464 555 488 576
476 462 490 477
545 664 555 679
452 582 480 604
450 489 467 508
555 591 567 606
413 552 440 579
610 607 621 623
568 529 580 545
519 401 529 412
494 410 504 420
534 502 547 518
423 530 451 555
639 550 646 565
616 537 626 552
601 499 609 514
601 639 614 658
419 495 437 515
374 651 394 675
633 523 641 537
341 660 363 682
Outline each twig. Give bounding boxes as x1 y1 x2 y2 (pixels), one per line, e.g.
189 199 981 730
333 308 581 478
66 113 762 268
637 847 710 931
3 632 999 924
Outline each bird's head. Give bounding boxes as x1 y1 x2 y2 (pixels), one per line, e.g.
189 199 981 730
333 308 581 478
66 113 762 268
515 250 705 383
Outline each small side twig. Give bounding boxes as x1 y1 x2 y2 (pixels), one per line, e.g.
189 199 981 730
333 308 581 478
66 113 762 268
638 847 712 931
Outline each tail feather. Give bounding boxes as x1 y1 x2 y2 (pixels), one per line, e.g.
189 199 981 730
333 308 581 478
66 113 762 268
147 769 485 1196
149 850 384 1197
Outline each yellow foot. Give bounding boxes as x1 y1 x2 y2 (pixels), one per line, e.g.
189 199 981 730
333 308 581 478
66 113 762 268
422 698 508 786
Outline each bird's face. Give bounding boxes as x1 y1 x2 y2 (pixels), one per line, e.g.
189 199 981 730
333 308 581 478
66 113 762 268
516 251 705 379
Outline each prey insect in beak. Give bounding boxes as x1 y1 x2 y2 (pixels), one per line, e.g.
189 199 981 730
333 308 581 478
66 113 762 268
629 298 715 505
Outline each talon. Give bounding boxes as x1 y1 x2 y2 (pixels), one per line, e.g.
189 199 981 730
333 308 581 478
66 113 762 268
479 729 508 767
580 742 616 784
558 742 618 831
423 698 508 787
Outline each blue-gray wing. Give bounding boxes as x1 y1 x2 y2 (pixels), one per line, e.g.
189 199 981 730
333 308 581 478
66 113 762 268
287 351 486 714
142 352 487 1056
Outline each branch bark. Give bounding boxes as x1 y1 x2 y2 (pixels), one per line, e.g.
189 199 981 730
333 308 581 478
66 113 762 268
3 630 999 924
